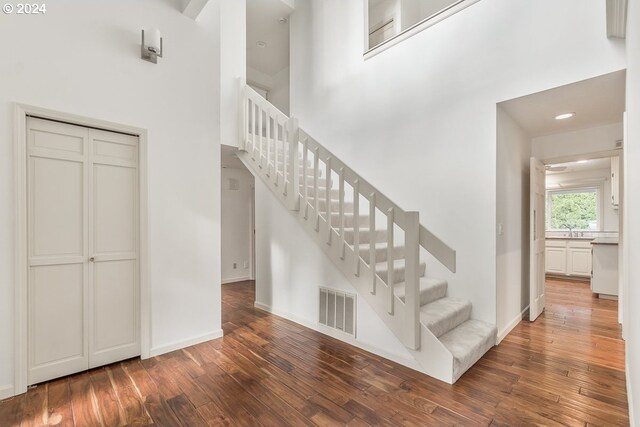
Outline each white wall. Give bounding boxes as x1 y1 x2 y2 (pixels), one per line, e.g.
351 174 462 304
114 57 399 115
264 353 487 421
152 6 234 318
546 167 619 232
0 0 222 395
624 0 640 424
495 108 530 341
220 0 246 147
254 178 416 366
290 0 625 326
532 122 623 161
221 167 254 283
270 67 291 115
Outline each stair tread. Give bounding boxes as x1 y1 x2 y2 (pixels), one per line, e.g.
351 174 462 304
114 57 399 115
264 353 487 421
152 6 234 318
374 258 425 271
394 277 447 306
420 297 472 338
438 319 497 382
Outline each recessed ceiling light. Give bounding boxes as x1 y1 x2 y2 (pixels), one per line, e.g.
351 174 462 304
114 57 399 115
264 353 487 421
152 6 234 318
577 160 589 164
554 112 576 120
256 41 267 48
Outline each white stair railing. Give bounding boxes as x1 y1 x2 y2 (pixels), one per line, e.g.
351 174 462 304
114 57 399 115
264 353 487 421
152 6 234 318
240 84 456 350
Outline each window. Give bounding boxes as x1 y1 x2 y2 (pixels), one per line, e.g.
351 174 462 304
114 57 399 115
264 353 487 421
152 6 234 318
546 187 600 231
365 0 479 55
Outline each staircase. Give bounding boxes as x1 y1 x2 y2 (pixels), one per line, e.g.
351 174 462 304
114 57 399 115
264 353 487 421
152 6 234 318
237 85 497 384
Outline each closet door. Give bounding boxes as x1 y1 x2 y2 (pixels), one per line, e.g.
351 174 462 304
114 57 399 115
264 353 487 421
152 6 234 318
27 118 89 385
88 129 140 367
27 118 140 385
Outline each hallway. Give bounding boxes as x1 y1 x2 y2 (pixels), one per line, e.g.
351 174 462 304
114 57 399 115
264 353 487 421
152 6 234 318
0 279 628 426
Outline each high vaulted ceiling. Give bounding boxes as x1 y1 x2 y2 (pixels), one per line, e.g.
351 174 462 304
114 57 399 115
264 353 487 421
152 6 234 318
247 0 293 77
500 70 626 138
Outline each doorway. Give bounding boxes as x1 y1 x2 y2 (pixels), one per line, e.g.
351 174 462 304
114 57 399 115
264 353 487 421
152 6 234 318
495 70 626 340
221 144 255 285
14 104 150 395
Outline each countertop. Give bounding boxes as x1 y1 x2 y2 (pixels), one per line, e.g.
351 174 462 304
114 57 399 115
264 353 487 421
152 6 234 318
591 237 619 245
545 236 595 241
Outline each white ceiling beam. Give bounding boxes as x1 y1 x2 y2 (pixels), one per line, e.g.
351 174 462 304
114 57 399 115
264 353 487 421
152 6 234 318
182 0 211 20
606 0 628 39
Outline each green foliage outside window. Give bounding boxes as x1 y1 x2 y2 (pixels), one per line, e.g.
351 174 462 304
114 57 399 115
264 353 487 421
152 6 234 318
547 190 598 230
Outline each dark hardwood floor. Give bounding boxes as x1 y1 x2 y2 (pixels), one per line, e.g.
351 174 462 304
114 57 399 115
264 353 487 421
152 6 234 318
0 278 628 426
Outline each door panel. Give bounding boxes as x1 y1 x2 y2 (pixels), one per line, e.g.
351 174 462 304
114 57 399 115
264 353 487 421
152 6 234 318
93 164 137 254
89 129 140 366
27 118 140 384
28 264 87 384
30 155 84 258
530 158 546 321
27 118 89 385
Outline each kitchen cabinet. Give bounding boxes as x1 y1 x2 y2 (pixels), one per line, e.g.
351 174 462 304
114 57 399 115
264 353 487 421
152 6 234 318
546 241 567 275
611 156 620 209
545 239 592 278
592 239 619 297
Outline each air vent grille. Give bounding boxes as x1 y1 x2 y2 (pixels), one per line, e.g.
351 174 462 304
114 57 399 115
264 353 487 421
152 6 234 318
319 287 356 337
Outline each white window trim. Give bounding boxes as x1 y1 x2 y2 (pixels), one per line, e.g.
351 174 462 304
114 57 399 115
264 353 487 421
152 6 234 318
545 184 604 231
363 0 482 60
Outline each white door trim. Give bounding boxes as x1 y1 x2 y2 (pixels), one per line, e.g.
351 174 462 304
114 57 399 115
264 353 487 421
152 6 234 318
13 103 150 396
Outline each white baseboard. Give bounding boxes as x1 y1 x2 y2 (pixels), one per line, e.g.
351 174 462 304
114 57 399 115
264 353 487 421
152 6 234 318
222 276 252 285
0 384 14 400
149 329 224 358
497 305 529 344
627 358 636 427
254 301 421 372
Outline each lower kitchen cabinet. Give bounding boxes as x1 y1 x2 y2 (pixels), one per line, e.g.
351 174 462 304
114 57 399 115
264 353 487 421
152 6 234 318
545 239 592 278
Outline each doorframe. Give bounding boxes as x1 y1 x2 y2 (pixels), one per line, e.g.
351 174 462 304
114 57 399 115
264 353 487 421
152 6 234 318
13 103 150 396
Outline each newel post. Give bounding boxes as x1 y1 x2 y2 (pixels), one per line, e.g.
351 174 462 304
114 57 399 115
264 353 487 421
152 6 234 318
404 211 421 350
287 117 300 211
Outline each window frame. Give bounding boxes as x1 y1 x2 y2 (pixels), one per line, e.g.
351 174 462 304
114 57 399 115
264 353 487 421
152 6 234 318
363 0 482 59
545 185 604 232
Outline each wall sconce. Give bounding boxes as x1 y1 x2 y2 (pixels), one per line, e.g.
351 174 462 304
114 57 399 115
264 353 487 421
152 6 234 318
141 28 163 64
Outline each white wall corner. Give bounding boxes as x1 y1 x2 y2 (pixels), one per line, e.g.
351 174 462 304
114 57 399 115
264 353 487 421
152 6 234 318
607 0 628 39
0 384 14 400
497 305 529 344
182 0 211 20
149 329 223 358
627 358 636 427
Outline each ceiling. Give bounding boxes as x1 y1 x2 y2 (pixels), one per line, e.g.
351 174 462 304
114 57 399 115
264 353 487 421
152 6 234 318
247 0 293 77
221 144 246 169
500 70 626 138
546 158 610 175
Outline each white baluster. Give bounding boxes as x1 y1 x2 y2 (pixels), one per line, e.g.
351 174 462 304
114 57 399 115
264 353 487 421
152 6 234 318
274 117 279 187
303 138 309 219
339 168 345 260
287 118 300 211
266 112 271 177
404 211 421 350
326 156 332 244
387 207 394 315
258 107 263 168
314 147 320 231
250 101 256 160
369 192 376 295
353 179 360 277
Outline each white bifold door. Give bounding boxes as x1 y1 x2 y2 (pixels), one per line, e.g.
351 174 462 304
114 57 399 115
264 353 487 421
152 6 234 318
27 117 140 385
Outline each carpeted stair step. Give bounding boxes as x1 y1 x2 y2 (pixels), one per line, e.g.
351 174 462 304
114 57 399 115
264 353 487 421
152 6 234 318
342 227 387 245
375 259 426 284
358 242 403 263
439 319 497 382
420 297 472 338
394 277 448 306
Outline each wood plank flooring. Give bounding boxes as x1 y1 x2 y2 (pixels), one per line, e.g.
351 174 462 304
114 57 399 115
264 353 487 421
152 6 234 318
0 277 628 426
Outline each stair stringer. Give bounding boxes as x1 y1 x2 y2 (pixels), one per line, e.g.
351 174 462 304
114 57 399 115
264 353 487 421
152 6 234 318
237 149 459 382
238 150 414 338
409 325 454 384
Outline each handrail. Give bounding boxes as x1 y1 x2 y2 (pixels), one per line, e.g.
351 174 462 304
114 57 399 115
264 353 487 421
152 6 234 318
242 85 456 273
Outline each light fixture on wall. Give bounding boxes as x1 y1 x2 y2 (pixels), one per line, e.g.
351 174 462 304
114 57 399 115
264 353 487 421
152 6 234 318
554 112 575 120
141 28 163 64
